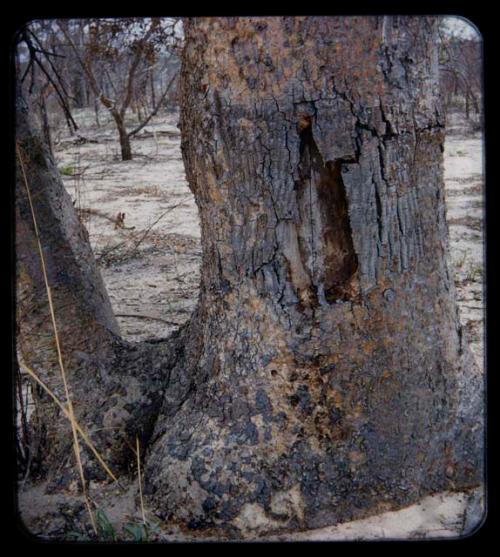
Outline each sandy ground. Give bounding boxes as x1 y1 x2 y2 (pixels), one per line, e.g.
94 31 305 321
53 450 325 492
54 111 201 341
17 108 485 542
443 116 485 367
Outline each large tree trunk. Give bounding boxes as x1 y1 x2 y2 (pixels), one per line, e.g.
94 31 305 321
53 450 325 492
143 16 483 536
16 16 483 539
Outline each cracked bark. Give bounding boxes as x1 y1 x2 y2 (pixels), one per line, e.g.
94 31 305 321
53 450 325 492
16 16 483 539
144 16 483 536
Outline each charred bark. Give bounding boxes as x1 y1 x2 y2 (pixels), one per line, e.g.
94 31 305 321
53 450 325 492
143 16 483 536
16 15 483 539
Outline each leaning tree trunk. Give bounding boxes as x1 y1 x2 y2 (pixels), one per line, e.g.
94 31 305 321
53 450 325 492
143 16 483 536
15 93 180 484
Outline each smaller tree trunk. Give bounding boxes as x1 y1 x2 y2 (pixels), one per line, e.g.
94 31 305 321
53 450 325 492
114 114 132 161
150 69 156 108
71 76 85 109
16 92 179 483
94 96 100 128
37 88 53 158
472 93 480 115
135 98 143 123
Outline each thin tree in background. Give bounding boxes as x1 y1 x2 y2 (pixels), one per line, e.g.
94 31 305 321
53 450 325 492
56 17 181 160
438 19 482 127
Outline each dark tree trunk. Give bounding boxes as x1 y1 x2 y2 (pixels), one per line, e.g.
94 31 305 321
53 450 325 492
94 95 100 128
71 75 86 109
114 113 132 161
16 16 483 539
143 16 483 536
150 68 156 108
37 88 53 159
472 93 480 115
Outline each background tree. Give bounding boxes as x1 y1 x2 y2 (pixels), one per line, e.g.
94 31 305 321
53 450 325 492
56 18 181 160
438 18 482 127
16 16 484 538
15 18 181 161
16 20 80 145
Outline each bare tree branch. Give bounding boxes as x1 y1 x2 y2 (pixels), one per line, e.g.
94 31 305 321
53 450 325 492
20 29 79 132
119 21 156 118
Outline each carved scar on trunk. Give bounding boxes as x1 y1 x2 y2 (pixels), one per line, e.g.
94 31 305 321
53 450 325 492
288 124 359 306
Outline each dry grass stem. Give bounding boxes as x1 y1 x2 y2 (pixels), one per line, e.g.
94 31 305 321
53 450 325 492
19 361 119 484
136 435 147 526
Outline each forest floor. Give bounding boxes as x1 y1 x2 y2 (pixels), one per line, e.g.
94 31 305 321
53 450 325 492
17 109 485 542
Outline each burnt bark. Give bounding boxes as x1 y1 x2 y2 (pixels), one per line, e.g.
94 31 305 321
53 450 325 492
16 15 483 539
143 16 483 536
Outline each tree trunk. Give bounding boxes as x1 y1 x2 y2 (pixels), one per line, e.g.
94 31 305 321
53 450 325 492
143 16 483 536
15 93 179 483
37 86 53 159
71 75 85 109
473 94 480 115
114 113 132 161
94 95 100 128
16 16 483 538
150 68 156 108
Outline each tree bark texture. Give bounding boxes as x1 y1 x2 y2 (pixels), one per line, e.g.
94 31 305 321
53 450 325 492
15 16 484 539
143 16 483 536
